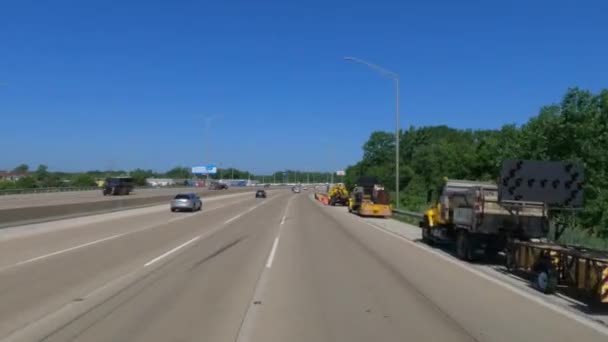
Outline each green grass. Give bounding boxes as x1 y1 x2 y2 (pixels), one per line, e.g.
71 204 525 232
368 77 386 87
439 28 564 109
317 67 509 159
549 226 608 252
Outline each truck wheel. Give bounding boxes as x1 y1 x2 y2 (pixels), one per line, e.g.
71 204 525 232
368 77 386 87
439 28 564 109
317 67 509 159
505 248 517 270
456 230 474 261
484 239 500 261
534 262 558 294
420 218 433 245
422 227 432 244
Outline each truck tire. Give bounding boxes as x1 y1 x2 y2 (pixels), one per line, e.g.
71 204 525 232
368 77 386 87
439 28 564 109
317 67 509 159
534 262 558 294
484 237 500 261
456 230 474 261
420 217 433 245
505 248 517 270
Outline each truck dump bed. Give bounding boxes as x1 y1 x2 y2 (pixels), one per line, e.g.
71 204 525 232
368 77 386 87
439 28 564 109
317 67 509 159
445 180 548 238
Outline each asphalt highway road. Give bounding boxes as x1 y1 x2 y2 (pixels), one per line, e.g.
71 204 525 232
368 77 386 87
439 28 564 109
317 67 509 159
0 189 606 341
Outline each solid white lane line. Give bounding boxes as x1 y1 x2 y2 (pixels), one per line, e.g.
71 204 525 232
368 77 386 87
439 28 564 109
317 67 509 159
359 219 608 336
144 235 201 267
265 237 280 268
14 233 126 266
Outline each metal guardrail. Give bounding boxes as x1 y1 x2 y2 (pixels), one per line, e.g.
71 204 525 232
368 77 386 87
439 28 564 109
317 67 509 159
392 208 424 219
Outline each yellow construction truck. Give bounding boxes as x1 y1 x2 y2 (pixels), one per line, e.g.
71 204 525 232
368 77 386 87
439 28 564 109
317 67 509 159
348 176 392 217
328 184 349 206
421 161 608 302
420 179 548 261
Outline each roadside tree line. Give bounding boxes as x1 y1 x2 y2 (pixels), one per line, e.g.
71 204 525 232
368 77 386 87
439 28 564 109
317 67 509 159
345 88 608 239
0 165 332 190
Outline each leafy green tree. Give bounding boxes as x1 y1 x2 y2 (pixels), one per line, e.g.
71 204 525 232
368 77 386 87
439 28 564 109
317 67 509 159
72 174 96 187
345 87 608 238
164 167 191 179
15 176 36 188
0 180 17 190
34 164 49 185
130 169 155 186
12 164 29 173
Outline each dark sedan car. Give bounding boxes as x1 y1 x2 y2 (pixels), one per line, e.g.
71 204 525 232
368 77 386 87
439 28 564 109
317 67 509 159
209 182 228 190
255 190 267 198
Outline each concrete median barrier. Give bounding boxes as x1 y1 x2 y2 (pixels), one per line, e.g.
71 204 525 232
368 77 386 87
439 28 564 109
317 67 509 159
0 188 258 228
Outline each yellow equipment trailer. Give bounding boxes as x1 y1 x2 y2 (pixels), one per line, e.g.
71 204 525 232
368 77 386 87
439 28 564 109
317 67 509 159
348 176 392 218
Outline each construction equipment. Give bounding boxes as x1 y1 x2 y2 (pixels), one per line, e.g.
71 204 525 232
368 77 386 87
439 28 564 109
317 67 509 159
420 178 548 261
506 240 608 302
496 160 607 301
348 176 392 217
328 184 349 206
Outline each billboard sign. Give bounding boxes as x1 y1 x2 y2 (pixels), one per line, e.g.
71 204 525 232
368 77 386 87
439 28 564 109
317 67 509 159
499 160 584 208
192 165 217 175
336 170 346 176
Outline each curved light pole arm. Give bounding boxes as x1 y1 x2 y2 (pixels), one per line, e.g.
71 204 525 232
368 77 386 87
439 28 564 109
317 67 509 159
344 56 401 208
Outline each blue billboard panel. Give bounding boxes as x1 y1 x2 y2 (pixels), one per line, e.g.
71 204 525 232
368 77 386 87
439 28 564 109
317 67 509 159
192 165 217 175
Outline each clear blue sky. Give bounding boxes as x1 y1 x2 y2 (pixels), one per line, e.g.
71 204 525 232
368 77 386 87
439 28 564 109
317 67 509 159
1 0 606 174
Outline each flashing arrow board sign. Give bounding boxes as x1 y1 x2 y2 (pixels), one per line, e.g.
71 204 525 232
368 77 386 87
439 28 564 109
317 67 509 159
192 165 217 175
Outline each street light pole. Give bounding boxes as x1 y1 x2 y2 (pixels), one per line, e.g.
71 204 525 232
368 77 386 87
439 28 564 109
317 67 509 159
344 56 400 208
395 77 400 208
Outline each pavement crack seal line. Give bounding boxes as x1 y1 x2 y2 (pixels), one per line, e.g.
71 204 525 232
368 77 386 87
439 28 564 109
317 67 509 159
351 209 608 337
2 192 290 342
235 194 293 342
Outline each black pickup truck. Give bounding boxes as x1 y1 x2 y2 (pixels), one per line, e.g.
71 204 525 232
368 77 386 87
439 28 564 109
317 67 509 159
102 177 134 196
